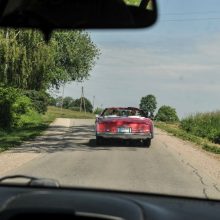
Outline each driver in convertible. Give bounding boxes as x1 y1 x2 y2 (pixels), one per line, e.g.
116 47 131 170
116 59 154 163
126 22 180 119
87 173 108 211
130 109 136 116
108 109 118 117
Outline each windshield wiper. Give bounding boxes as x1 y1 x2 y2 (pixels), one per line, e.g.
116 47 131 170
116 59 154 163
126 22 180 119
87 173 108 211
0 175 59 188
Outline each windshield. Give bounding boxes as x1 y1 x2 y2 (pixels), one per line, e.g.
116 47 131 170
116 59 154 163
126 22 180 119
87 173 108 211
101 108 145 117
0 0 220 200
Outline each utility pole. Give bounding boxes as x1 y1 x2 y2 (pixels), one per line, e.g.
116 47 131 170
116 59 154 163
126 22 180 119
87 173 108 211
80 86 86 115
60 84 65 112
92 96 95 112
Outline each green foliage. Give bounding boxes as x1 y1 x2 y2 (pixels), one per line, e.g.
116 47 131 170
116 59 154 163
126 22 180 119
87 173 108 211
18 110 42 126
12 95 32 115
51 31 100 88
156 105 179 122
63 96 74 109
124 0 153 9
124 0 141 5
94 107 104 115
12 95 33 127
0 111 48 151
0 29 100 91
48 95 57 106
0 87 34 129
73 98 93 113
0 29 54 90
156 122 220 154
0 87 19 129
0 106 95 151
181 111 220 144
24 90 48 114
139 94 157 118
54 96 63 107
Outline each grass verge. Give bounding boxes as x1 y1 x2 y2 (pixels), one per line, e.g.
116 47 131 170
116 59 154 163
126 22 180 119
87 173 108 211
47 106 95 119
0 106 95 152
155 122 220 154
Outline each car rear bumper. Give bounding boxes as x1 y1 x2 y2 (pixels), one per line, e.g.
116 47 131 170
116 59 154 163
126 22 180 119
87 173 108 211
96 132 152 139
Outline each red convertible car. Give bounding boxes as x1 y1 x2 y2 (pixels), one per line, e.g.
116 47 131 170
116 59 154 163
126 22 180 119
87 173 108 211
95 107 154 147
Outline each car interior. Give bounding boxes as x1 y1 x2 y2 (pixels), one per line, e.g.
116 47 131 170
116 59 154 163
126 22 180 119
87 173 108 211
0 0 220 220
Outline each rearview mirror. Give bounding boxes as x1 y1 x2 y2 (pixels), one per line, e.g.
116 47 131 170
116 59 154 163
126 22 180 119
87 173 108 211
0 0 157 39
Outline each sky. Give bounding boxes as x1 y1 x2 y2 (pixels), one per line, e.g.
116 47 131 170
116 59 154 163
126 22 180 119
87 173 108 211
60 0 220 118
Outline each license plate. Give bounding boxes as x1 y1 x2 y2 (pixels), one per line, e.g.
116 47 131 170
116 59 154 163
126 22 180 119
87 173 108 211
117 127 130 133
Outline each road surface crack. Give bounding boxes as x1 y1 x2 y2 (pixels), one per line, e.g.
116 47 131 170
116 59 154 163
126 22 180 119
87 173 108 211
186 163 207 186
186 162 209 199
203 188 208 198
213 184 220 193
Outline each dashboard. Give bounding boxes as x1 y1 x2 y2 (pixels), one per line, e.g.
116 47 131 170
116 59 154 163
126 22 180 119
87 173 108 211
0 185 220 220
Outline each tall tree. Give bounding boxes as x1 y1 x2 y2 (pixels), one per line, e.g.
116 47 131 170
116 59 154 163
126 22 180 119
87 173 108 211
62 97 74 109
0 29 100 91
0 29 55 90
139 94 157 118
73 97 93 113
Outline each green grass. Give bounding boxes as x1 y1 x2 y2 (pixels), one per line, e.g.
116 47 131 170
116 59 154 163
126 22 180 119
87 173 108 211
0 106 95 152
46 106 95 120
155 122 220 154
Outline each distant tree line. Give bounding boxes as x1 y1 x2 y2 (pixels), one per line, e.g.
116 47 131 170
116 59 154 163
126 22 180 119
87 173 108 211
139 94 179 122
49 96 94 113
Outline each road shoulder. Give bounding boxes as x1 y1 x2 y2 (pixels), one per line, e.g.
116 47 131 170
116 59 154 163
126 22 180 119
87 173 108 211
155 128 220 185
0 118 73 176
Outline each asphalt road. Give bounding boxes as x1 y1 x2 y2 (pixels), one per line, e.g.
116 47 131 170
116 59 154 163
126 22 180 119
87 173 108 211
4 119 220 199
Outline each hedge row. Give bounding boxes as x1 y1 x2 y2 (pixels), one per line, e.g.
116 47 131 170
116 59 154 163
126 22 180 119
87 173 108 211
181 111 220 144
0 87 49 129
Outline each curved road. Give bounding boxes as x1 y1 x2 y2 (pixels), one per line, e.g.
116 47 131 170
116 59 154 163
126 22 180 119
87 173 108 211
2 118 220 199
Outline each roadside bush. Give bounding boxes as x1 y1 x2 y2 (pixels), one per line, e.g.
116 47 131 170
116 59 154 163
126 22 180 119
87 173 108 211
73 98 93 113
18 109 42 127
155 105 179 122
12 96 34 127
0 87 41 129
0 87 19 129
24 90 48 114
12 95 33 115
48 95 57 106
181 111 220 144
63 96 74 109
156 121 220 154
94 107 103 115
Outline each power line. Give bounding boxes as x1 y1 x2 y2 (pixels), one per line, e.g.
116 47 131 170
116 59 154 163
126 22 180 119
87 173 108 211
161 17 220 22
162 11 220 16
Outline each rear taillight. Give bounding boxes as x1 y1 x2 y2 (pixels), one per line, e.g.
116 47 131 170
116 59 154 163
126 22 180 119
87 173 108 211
131 124 151 133
96 123 105 133
142 124 151 132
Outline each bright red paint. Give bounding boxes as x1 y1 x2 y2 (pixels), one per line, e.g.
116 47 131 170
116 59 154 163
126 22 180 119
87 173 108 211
96 107 154 136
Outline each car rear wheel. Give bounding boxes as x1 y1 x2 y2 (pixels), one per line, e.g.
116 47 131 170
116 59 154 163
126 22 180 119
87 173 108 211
143 138 151 148
96 136 103 145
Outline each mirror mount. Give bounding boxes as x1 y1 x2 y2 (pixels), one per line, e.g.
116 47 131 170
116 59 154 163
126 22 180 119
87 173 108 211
140 0 150 9
0 0 157 41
